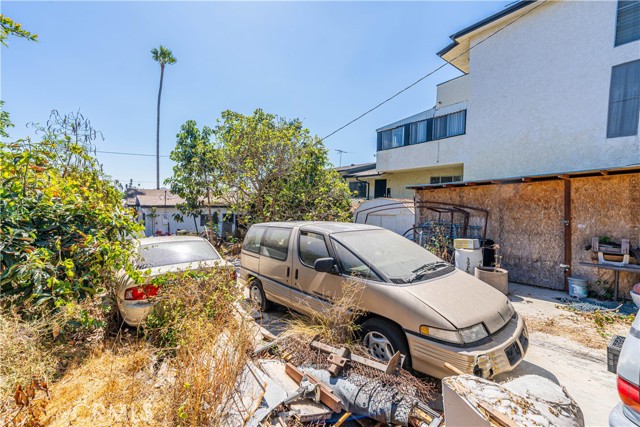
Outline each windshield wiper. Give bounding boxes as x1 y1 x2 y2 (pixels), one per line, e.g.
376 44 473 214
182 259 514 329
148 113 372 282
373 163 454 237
408 261 450 282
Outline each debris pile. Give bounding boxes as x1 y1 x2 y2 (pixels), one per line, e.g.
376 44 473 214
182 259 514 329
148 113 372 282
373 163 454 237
228 331 440 427
442 374 585 427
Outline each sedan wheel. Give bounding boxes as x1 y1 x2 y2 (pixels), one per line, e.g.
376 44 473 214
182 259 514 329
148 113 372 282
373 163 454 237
363 331 396 361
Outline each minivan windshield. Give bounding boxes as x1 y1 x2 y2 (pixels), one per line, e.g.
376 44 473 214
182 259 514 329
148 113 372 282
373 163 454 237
332 229 450 283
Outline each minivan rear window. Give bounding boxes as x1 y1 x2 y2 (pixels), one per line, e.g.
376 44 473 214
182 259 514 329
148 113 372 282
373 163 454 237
243 226 265 254
260 228 292 261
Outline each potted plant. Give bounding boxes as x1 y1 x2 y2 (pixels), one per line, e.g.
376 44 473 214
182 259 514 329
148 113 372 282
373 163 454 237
475 244 509 295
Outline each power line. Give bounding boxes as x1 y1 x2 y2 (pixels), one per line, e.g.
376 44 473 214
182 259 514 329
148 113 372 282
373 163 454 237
321 0 547 141
96 150 170 158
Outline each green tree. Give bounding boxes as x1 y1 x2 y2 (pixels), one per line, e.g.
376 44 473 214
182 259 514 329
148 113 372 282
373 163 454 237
213 109 353 226
0 15 37 47
151 45 177 189
165 120 219 234
0 133 142 307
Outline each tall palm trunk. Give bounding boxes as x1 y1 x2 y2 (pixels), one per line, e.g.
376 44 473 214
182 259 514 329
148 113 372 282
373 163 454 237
156 64 165 189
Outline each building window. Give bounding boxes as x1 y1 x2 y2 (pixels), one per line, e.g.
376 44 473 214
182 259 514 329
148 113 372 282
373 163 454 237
616 0 640 46
430 175 463 184
200 212 219 227
433 110 466 140
348 181 367 198
410 120 429 144
380 127 404 149
607 59 640 138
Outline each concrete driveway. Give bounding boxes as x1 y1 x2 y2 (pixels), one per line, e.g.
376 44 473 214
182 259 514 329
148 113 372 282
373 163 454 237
252 282 628 427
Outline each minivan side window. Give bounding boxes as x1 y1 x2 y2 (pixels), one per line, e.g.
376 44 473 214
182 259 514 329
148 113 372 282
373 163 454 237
260 228 292 261
332 240 380 281
299 231 330 267
243 226 265 254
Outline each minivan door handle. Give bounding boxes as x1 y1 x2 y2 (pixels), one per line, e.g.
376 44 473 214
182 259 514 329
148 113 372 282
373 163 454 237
286 267 290 277
295 269 299 280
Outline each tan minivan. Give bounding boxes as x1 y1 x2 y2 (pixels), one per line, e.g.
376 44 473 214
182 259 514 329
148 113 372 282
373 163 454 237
239 221 527 379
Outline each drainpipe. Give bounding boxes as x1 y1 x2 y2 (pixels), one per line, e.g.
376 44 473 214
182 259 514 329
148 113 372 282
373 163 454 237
355 177 370 200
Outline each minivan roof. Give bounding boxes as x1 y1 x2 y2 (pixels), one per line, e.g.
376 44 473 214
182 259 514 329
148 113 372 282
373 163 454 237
252 221 382 234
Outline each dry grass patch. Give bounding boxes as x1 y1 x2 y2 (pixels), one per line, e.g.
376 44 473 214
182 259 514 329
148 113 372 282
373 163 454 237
524 310 633 349
1 267 254 427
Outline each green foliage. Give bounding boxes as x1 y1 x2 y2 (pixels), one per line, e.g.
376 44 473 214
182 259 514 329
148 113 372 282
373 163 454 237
165 120 219 233
0 101 13 139
0 136 143 308
151 45 177 67
213 109 353 225
0 15 38 47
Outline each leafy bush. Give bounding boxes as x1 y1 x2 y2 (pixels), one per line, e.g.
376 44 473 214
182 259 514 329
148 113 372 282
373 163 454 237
0 137 142 308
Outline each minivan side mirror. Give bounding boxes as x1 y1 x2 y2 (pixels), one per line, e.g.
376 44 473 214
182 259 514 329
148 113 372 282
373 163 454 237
314 257 336 273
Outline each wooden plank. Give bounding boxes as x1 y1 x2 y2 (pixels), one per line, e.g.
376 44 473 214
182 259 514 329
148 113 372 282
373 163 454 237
563 179 572 292
334 412 352 427
284 363 343 413
477 401 518 427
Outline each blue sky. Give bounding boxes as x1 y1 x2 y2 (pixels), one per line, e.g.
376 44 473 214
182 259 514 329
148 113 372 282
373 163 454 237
2 1 508 187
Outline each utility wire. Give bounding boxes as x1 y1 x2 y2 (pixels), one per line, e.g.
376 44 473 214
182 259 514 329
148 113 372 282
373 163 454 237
321 0 547 141
96 150 170 158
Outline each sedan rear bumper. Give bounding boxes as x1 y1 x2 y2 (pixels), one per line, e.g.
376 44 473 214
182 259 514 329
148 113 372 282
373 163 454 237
406 314 527 379
118 299 154 327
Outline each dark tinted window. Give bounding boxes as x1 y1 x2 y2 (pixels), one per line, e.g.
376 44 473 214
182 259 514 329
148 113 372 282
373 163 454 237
299 232 330 267
616 1 640 46
607 59 640 138
243 226 265 254
260 228 292 261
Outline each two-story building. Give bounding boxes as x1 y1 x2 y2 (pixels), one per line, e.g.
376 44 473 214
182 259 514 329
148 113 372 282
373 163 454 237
364 0 640 295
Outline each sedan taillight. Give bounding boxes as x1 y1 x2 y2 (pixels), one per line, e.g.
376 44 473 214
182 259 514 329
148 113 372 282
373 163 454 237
124 284 159 301
618 374 640 411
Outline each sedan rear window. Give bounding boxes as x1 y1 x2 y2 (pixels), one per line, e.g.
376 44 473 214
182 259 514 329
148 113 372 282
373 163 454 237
138 240 220 268
332 229 446 282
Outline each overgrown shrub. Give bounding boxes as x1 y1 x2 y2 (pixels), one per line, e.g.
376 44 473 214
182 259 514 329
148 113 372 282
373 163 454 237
0 137 142 308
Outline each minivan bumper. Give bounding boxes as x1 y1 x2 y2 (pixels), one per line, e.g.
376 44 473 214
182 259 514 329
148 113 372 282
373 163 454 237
406 314 527 379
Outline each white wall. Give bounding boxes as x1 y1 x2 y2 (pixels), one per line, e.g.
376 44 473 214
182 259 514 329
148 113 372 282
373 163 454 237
139 206 232 237
376 1 640 182
464 0 640 181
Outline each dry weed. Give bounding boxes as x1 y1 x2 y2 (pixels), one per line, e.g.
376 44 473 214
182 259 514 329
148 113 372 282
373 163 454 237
284 278 365 346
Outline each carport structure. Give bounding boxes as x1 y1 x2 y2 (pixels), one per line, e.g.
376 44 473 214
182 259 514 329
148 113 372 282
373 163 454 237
408 165 640 297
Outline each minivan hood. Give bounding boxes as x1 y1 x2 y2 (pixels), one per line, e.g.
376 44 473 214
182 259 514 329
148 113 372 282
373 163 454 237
405 269 514 333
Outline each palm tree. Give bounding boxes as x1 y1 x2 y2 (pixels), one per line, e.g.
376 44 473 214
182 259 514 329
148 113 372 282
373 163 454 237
151 45 177 189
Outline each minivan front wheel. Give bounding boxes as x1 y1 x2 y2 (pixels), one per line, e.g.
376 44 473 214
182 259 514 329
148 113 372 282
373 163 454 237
361 317 411 369
249 280 271 312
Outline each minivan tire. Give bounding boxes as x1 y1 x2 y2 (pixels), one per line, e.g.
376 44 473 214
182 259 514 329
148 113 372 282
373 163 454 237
249 280 271 312
361 317 411 369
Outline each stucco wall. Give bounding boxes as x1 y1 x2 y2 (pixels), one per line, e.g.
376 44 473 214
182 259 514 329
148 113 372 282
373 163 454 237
436 74 470 108
139 206 231 237
377 1 640 181
465 0 640 181
351 165 464 199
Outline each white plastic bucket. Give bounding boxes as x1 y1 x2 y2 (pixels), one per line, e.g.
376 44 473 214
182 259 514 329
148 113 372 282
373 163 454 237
454 248 483 275
568 276 588 298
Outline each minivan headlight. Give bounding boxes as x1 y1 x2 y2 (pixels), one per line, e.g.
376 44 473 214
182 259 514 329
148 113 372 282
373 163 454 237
419 325 463 344
459 323 489 344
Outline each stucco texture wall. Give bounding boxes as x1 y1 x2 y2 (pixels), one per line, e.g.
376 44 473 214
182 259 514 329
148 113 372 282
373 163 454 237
354 165 464 199
465 0 640 181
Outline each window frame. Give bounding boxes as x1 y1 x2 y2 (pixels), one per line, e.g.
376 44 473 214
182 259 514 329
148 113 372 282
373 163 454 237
615 0 640 47
607 59 640 138
298 231 331 268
